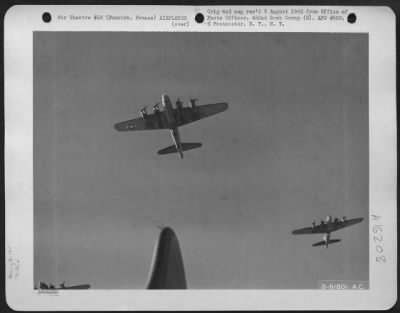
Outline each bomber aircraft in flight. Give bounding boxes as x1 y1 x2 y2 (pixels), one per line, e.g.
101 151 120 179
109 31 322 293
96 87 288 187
292 216 364 248
114 94 228 159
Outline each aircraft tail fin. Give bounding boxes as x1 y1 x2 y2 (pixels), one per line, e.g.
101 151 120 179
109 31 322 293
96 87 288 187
146 226 187 289
157 143 202 155
312 239 341 247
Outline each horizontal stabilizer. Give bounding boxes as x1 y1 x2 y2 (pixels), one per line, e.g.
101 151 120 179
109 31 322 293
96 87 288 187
312 239 341 247
157 143 202 155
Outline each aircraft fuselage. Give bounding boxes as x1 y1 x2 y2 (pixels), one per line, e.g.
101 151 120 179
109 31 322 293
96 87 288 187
162 94 176 129
162 94 183 158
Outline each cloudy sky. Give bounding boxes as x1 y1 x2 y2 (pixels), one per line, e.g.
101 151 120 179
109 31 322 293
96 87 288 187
34 32 368 289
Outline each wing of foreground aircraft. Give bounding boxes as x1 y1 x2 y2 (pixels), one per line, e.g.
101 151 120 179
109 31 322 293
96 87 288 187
146 226 187 289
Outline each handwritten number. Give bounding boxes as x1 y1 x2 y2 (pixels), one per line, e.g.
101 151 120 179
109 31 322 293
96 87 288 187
371 215 381 221
376 256 386 263
371 218 386 263
372 225 382 233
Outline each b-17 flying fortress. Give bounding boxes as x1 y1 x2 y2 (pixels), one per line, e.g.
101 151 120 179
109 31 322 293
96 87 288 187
114 94 228 159
292 216 364 248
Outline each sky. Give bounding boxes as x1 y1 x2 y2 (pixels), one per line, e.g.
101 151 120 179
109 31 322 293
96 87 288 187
34 32 369 289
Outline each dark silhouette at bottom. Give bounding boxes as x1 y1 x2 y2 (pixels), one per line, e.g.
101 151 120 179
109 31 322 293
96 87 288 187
146 226 187 289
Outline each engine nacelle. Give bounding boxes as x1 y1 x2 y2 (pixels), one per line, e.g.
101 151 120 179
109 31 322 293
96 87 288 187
326 215 332 223
176 98 183 110
189 98 198 110
153 103 160 113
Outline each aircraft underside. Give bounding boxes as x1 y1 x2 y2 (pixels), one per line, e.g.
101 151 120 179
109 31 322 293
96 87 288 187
114 94 228 159
156 128 202 159
312 233 341 248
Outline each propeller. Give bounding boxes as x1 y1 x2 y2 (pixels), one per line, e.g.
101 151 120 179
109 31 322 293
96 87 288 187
153 103 160 111
189 98 198 110
326 215 332 222
140 106 148 118
176 98 183 108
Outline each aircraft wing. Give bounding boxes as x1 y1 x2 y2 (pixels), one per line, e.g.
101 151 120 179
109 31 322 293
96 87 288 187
334 217 364 231
292 224 328 235
174 102 228 127
114 113 169 131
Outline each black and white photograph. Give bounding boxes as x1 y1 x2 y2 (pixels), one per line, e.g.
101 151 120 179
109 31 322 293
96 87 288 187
33 31 369 290
4 5 396 311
